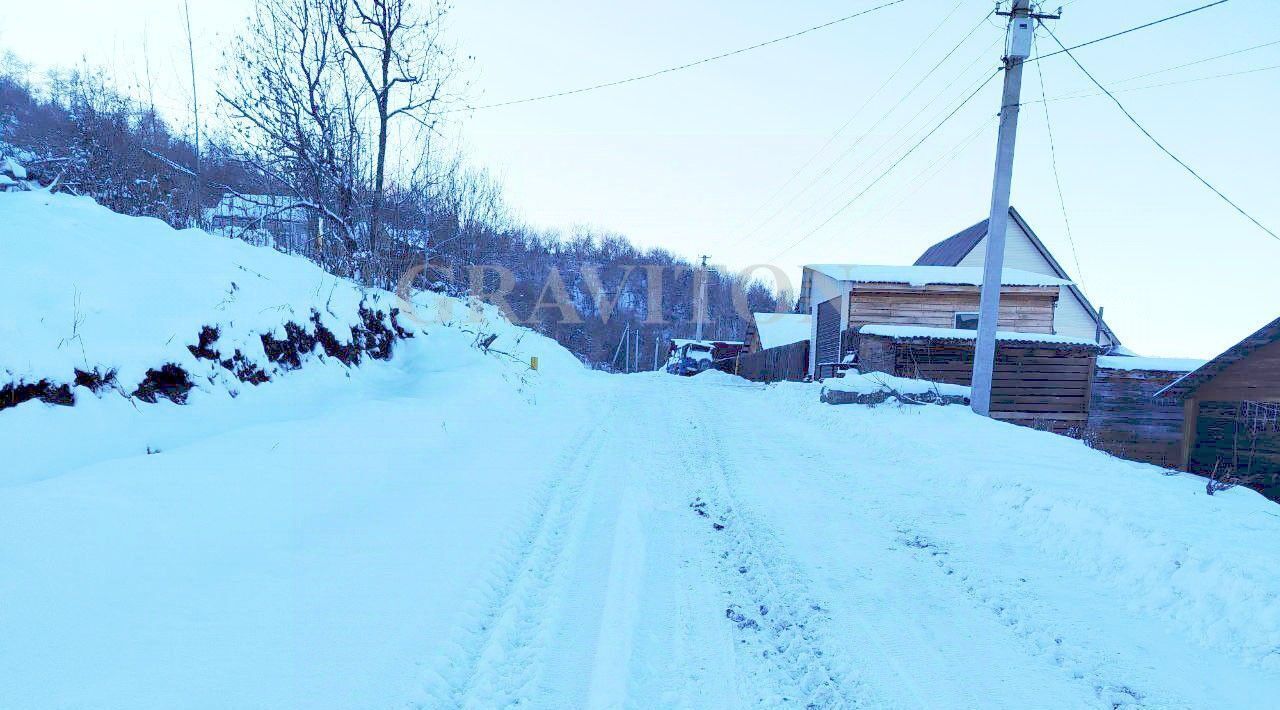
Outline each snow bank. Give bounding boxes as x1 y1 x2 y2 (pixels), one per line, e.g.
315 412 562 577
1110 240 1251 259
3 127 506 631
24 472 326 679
0 190 578 409
821 371 970 406
688 369 758 387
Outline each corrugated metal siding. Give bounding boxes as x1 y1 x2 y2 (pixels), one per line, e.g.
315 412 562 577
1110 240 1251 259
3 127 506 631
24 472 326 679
815 297 841 366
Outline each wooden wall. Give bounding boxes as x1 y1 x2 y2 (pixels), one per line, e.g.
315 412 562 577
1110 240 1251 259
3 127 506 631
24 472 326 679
1086 367 1187 468
733 340 810 383
1193 339 1280 401
856 334 1097 436
1188 401 1280 501
847 284 1058 333
1181 339 1280 501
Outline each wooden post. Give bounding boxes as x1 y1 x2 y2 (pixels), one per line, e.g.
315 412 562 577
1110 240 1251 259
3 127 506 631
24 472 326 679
1180 397 1200 470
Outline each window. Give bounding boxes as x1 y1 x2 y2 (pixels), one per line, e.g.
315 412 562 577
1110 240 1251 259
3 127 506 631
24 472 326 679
954 312 980 330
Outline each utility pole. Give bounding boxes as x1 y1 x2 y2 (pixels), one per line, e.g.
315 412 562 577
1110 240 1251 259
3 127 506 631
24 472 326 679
695 255 710 341
612 323 630 372
971 0 1057 416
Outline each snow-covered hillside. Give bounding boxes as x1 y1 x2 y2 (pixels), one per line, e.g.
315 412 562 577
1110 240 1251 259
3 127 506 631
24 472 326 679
0 189 577 409
2 194 1279 708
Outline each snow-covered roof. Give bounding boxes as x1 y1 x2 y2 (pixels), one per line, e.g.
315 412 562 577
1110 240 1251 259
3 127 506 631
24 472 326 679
1096 355 1206 372
751 313 811 350
804 264 1070 287
859 324 1099 347
671 339 742 348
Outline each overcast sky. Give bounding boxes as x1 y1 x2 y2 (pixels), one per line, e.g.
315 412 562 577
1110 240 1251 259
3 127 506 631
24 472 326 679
3 0 1278 358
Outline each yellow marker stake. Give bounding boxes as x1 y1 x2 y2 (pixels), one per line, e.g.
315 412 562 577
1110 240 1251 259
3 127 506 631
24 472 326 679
530 356 539 371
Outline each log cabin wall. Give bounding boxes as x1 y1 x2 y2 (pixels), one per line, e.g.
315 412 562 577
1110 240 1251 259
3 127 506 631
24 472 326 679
1086 367 1188 468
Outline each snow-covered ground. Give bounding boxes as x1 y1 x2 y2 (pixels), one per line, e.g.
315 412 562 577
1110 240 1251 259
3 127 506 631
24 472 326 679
5 365 1280 708
3 193 1280 708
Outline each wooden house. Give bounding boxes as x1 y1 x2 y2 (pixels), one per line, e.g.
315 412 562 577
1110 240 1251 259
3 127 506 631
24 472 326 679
1157 316 1280 500
1085 356 1206 468
855 325 1101 435
914 207 1121 350
797 265 1071 378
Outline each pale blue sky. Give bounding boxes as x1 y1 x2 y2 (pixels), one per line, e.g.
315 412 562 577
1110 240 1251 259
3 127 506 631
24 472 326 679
3 0 1278 357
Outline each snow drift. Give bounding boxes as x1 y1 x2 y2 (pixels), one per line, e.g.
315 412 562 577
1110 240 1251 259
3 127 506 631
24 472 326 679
0 189 576 410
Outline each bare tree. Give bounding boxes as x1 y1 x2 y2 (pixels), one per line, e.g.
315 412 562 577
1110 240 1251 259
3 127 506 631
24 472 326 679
220 0 364 267
331 0 458 261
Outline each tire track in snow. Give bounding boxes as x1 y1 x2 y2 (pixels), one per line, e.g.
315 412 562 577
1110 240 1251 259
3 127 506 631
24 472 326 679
421 402 610 708
669 387 868 708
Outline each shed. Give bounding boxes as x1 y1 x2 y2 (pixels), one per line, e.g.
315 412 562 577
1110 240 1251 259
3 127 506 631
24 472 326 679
856 324 1101 435
798 264 1070 378
1157 316 1280 500
1085 356 1206 468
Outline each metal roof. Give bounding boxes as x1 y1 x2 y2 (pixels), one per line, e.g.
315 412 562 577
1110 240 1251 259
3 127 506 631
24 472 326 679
914 218 988 267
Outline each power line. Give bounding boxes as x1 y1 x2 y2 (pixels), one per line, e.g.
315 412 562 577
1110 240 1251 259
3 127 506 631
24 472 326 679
723 0 970 245
1040 23 1278 242
857 114 995 235
773 40 1000 249
768 69 1001 261
1028 0 1231 65
1032 36 1086 285
726 7 993 251
454 1 907 112
1026 61 1280 105
1114 37 1280 84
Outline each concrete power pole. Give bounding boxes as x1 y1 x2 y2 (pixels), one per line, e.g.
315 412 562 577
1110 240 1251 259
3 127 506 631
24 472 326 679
694 255 711 341
971 0 1056 416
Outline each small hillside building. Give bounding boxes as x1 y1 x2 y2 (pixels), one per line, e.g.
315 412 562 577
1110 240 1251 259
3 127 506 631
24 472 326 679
1157 316 1280 500
797 264 1071 378
206 193 311 251
915 207 1120 350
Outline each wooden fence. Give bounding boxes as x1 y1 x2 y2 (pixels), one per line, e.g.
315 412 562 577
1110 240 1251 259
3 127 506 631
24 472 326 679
731 340 810 382
856 333 1099 436
1085 365 1187 468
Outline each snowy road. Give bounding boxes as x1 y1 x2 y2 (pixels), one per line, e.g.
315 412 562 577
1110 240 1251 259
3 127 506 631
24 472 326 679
4 365 1279 709
423 372 1279 709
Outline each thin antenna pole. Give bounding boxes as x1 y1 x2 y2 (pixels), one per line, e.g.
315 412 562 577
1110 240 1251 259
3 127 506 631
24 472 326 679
181 0 202 223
